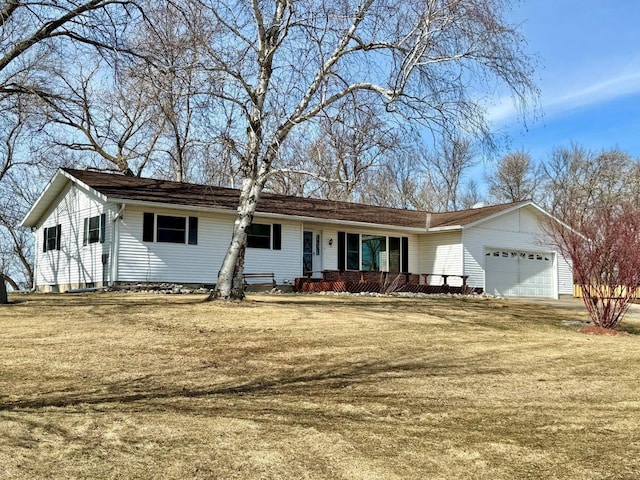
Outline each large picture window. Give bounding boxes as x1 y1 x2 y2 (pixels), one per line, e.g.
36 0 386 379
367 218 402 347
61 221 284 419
143 213 198 245
361 235 386 271
43 224 61 252
338 231 409 272
247 223 282 250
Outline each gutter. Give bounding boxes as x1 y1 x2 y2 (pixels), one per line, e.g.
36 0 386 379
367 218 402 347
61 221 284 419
106 197 430 234
31 227 38 291
109 204 125 286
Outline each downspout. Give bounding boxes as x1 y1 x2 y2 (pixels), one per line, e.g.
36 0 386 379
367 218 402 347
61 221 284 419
110 204 125 286
31 227 38 292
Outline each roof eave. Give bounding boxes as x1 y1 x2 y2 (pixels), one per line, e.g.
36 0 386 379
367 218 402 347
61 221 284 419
425 225 462 232
21 170 68 228
459 201 533 230
21 169 109 228
107 197 428 232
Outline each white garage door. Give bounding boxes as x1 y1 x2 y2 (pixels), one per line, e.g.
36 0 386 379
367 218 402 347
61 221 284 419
485 249 554 298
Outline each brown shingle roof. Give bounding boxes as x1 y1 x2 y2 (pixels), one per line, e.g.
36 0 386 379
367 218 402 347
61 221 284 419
63 168 527 229
427 202 524 228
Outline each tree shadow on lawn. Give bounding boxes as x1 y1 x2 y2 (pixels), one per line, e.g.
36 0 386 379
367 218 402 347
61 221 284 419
0 348 512 418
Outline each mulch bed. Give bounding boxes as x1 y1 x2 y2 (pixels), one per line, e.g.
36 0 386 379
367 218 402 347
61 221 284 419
579 325 628 336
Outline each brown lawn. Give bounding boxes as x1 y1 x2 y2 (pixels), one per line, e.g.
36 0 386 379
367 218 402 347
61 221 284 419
1 292 639 479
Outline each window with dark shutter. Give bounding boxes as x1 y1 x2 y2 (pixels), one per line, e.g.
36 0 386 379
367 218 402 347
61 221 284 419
143 213 154 242
44 225 59 252
338 231 346 270
247 223 272 249
272 224 281 250
157 215 187 243
55 224 62 250
188 217 198 245
100 213 106 243
401 236 409 273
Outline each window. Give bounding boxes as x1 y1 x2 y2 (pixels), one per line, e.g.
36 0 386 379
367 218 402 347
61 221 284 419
43 224 61 252
83 214 105 245
142 213 198 244
389 237 401 273
338 231 408 272
247 223 270 249
188 217 198 245
346 233 359 270
157 215 186 243
362 235 386 271
246 223 281 250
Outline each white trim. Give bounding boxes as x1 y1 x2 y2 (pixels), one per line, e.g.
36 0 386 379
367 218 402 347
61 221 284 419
425 225 463 232
21 170 110 228
110 204 124 285
106 197 428 233
460 202 532 229
59 169 108 202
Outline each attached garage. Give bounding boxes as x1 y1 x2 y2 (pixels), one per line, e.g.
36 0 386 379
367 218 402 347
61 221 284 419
484 249 555 298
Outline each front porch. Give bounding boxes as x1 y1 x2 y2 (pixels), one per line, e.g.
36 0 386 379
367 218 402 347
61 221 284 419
294 270 482 295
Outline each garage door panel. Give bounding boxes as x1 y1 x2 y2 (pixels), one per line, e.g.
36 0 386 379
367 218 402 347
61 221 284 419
485 249 554 298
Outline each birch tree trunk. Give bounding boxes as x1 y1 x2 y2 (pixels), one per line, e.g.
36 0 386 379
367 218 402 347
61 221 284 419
211 179 263 300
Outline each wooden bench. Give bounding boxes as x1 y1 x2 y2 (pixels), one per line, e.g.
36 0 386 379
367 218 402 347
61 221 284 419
419 274 469 287
243 273 276 290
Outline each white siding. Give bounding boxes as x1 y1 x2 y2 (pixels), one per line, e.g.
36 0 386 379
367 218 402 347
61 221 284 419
116 206 302 285
34 184 115 291
462 207 573 296
245 218 302 285
418 231 464 286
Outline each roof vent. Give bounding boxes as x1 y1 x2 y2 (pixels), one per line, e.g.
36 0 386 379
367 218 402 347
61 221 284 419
472 202 486 209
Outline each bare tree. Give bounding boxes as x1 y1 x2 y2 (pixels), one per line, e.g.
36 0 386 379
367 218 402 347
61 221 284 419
186 0 537 299
422 136 478 211
487 151 541 203
458 179 484 210
543 202 640 329
541 145 640 329
0 1 142 93
0 102 39 292
127 0 215 182
0 0 144 291
359 154 423 210
541 145 640 221
302 106 399 201
36 61 163 175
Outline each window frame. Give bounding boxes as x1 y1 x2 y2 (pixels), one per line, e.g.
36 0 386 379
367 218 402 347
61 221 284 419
83 214 106 246
156 214 187 244
338 231 408 273
43 224 61 252
142 212 198 245
246 223 282 250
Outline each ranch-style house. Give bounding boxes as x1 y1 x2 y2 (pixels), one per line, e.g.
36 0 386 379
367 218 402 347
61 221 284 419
21 168 573 297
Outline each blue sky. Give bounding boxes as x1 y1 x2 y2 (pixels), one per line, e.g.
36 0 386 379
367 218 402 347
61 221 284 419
486 0 640 163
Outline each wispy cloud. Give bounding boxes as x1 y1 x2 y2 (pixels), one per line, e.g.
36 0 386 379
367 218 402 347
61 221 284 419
486 70 640 126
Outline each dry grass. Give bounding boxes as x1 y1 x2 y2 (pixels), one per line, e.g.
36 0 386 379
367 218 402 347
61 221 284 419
1 292 639 480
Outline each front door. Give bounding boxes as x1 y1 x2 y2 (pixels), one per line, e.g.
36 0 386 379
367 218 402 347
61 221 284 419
303 230 322 277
